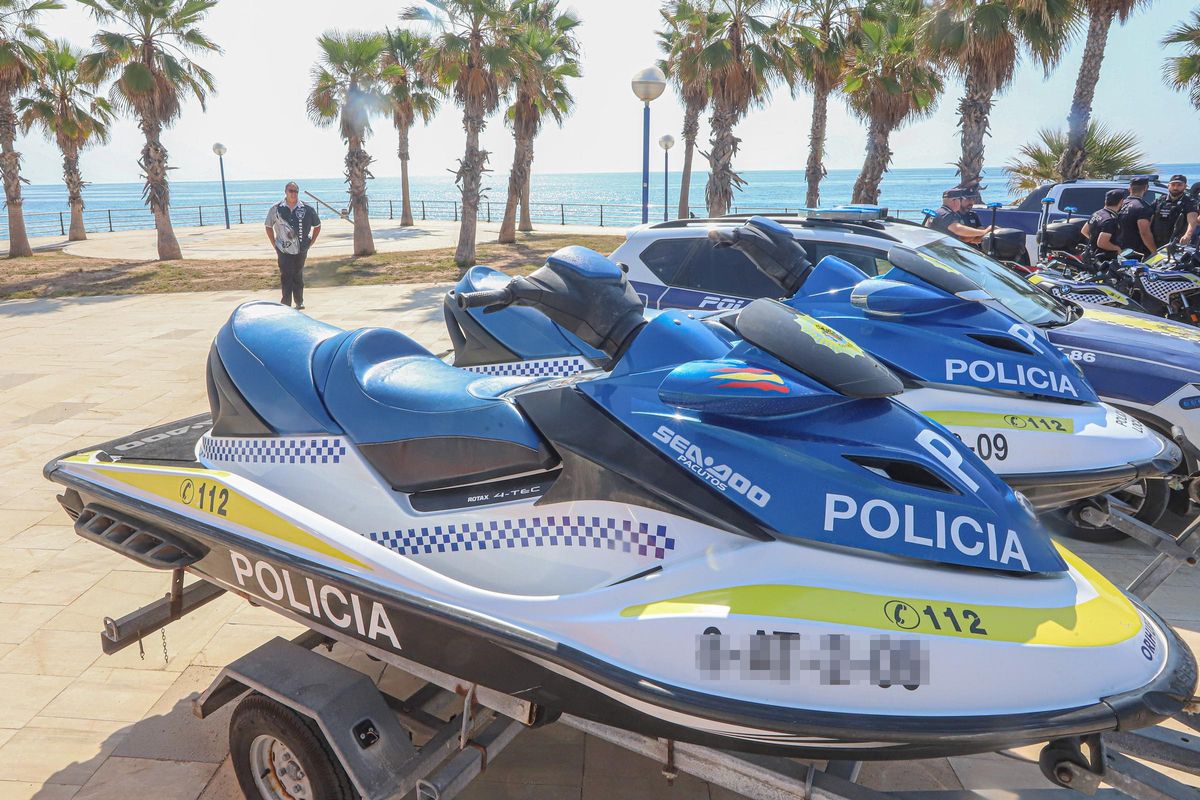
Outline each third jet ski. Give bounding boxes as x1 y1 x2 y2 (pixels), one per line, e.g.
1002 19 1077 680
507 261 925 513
444 219 1179 519
43 245 1196 761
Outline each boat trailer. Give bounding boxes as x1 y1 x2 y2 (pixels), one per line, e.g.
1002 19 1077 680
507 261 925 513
93 505 1200 800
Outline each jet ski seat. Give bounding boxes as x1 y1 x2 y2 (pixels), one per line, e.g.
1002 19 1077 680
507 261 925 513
318 327 557 493
213 302 344 434
212 302 557 493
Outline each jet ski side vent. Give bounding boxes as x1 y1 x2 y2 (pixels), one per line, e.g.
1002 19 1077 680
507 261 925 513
967 333 1035 355
844 456 957 494
74 504 206 569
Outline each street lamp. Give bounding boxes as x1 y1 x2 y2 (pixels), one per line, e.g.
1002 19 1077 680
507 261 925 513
659 134 675 222
212 142 230 229
631 66 666 225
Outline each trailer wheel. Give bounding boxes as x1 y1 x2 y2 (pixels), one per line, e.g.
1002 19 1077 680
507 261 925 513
1064 480 1170 543
229 693 358 800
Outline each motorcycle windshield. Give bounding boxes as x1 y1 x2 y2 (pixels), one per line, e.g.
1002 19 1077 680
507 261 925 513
914 239 1070 328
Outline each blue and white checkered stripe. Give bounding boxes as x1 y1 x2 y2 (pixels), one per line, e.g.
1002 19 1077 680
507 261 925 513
461 357 591 378
368 516 675 559
1143 278 1199 303
201 436 347 465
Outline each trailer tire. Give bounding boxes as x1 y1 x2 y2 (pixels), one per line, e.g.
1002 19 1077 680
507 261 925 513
1063 479 1170 543
229 692 359 800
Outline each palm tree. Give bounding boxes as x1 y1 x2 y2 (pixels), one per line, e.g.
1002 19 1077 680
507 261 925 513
703 0 794 217
0 0 60 258
788 0 854 207
79 0 219 262
308 31 389 256
658 0 720 218
1003 120 1152 194
842 0 943 203
404 0 519 268
382 28 440 228
923 0 1076 191
1056 0 1149 181
498 0 579 244
17 40 113 241
1162 8 1200 110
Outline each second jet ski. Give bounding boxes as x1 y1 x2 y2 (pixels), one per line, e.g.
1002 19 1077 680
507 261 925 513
444 218 1179 518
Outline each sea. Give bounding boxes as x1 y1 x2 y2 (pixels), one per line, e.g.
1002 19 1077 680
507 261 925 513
14 164 1200 238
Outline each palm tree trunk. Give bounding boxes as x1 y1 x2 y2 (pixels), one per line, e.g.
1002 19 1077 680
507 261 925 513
518 173 532 232
398 125 414 227
1058 9 1114 181
957 66 994 189
0 92 31 258
804 82 831 208
61 142 86 241
499 125 531 244
705 98 743 217
678 100 701 218
852 116 892 204
455 96 487 267
139 117 182 261
346 135 376 255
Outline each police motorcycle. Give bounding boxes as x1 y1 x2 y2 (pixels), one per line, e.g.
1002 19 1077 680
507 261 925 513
1024 249 1148 312
445 219 1180 535
45 246 1198 765
1113 244 1200 325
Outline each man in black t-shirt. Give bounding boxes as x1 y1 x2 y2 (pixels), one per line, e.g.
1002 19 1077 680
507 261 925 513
925 187 991 244
264 181 322 310
1151 174 1198 248
1081 189 1125 262
1116 177 1156 258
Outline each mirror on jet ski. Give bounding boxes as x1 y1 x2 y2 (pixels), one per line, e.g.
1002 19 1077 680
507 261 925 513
707 216 812 295
849 278 969 319
456 245 646 360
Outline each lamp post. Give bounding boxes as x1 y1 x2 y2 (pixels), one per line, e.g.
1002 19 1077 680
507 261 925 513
212 142 230 229
631 67 666 225
659 134 675 222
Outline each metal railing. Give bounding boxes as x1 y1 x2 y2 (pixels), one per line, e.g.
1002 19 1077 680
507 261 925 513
3 199 926 240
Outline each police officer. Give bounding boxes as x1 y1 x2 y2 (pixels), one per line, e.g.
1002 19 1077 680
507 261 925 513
1151 173 1198 248
1116 176 1156 258
960 188 984 228
1080 189 1125 261
925 187 991 244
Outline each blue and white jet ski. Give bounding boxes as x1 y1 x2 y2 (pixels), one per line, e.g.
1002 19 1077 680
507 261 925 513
444 219 1179 518
43 247 1194 761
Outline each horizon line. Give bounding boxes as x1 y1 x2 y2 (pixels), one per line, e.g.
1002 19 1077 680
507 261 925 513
26 160 1200 188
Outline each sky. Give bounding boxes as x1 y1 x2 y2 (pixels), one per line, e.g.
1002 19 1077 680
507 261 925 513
17 0 1200 188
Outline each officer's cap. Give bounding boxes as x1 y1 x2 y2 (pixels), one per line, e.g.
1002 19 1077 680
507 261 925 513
1105 189 1128 205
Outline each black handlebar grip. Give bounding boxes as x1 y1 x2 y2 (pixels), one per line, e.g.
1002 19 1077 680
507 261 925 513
456 286 514 310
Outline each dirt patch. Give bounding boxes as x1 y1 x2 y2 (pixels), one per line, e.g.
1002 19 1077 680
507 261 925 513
0 233 625 300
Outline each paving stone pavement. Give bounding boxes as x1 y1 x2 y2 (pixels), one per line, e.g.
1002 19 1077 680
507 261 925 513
0 283 1196 799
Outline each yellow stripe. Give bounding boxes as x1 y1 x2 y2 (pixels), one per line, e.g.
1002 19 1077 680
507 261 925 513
923 410 1075 434
620 546 1138 647
88 463 366 569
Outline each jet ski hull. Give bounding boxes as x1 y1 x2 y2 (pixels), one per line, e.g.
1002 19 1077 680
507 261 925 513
42 419 1197 761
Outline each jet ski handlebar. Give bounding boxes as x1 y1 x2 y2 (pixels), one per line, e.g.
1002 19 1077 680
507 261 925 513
456 281 523 313
708 217 812 295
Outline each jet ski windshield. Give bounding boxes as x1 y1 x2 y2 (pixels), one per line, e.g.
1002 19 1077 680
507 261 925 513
732 299 904 398
912 239 1071 328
